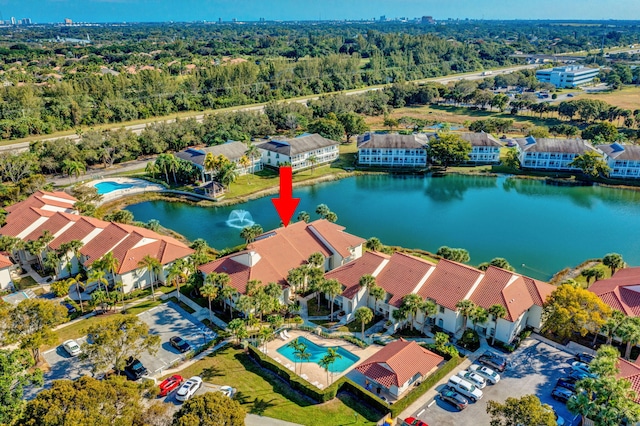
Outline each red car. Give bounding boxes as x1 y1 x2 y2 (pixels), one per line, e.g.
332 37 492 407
158 374 184 397
403 417 428 426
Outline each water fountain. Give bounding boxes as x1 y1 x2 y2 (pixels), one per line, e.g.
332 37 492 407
226 210 255 229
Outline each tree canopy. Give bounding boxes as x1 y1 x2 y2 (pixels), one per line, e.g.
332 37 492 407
426 133 471 169
172 391 246 426
486 394 556 426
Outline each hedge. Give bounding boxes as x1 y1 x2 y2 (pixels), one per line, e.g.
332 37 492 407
247 345 465 419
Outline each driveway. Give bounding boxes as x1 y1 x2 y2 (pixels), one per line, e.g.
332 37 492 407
408 339 580 426
41 301 214 384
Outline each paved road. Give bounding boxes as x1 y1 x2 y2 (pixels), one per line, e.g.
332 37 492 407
1 64 537 154
49 156 156 187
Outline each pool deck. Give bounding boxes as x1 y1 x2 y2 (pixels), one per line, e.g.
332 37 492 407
264 329 382 389
87 177 165 204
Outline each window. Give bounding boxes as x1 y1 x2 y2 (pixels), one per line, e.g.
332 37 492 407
439 306 445 314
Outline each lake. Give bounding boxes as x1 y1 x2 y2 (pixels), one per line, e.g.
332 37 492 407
126 174 640 280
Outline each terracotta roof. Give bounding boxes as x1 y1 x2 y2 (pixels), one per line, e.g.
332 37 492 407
198 219 364 295
590 268 640 317
418 259 483 310
24 212 79 241
375 253 436 307
6 190 76 213
617 358 640 403
199 256 252 294
355 338 443 388
50 217 101 250
257 133 338 156
326 251 390 300
0 253 13 269
357 133 429 149
0 207 48 237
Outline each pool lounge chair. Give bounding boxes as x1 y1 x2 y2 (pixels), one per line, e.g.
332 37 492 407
317 383 324 389
283 329 291 338
301 373 309 381
279 332 287 341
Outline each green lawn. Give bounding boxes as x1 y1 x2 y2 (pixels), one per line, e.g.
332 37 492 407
13 275 39 290
169 345 380 425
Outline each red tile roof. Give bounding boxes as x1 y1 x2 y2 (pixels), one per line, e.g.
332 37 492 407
355 338 443 388
617 358 640 403
307 220 366 259
590 268 640 316
376 253 435 308
5 190 76 213
326 251 390 300
199 219 365 294
418 259 483 310
0 253 13 269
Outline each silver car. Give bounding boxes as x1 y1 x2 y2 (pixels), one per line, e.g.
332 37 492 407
62 339 82 357
469 364 501 384
176 376 203 402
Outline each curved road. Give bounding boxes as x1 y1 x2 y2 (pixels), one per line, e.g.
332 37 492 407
1 64 538 155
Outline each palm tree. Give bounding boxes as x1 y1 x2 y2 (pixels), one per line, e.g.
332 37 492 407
67 274 85 314
220 284 238 319
315 204 330 219
137 255 162 301
295 345 311 375
487 304 507 345
99 251 119 284
287 338 304 374
307 252 324 269
471 306 489 332
420 299 438 332
365 237 383 252
62 159 86 180
400 293 424 331
308 154 318 174
200 281 218 323
88 268 109 298
618 317 640 359
319 347 342 384
238 155 251 175
358 274 376 308
323 279 343 321
392 307 408 329
203 152 216 179
228 318 247 344
259 326 272 353
602 253 625 275
297 211 310 223
218 162 238 189
355 307 374 340
244 142 261 172
601 310 626 345
456 299 477 332
167 260 187 300
287 267 306 295
145 161 160 179
236 295 253 319
166 154 179 184
369 285 386 313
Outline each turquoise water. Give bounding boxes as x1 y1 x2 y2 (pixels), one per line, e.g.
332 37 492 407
276 337 360 373
95 181 135 194
125 174 640 280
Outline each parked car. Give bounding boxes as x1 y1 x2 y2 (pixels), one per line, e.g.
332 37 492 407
477 351 507 372
218 385 234 397
123 357 148 381
457 370 487 389
569 370 595 381
469 364 500 384
574 352 595 364
176 376 203 402
439 389 468 411
61 301 76 314
567 93 574 97
403 417 428 426
158 375 184 397
447 375 483 402
62 339 82 357
571 361 590 374
556 377 578 392
551 386 575 403
170 336 192 353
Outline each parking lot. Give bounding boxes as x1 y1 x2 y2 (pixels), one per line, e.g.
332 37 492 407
42 301 214 383
409 339 580 426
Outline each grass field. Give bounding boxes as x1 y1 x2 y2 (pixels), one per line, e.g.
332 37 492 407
574 86 640 110
168 345 381 425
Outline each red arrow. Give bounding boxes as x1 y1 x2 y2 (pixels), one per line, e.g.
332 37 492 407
272 166 300 227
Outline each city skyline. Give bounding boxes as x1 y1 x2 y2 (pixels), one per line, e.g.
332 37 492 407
1 0 639 24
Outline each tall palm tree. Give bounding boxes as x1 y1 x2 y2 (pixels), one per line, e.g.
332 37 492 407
220 284 238 319
287 338 304 374
145 161 160 179
295 344 311 375
67 274 85 314
355 307 374 340
319 347 342 384
218 162 238 189
487 304 507 345
200 281 218 323
297 211 310 223
323 279 343 322
88 268 109 298
99 251 119 284
618 317 640 360
259 326 272 353
420 299 438 332
166 154 179 184
167 260 187 300
308 154 318 174
369 285 386 313
456 299 477 332
137 255 162 301
392 307 408 328
238 155 251 175
601 310 626 345
471 306 489 332
236 295 253 319
244 142 261 173
307 252 325 269
358 274 376 307
203 152 216 180
287 267 306 295
400 293 424 331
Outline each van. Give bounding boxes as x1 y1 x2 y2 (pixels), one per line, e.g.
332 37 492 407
447 375 483 402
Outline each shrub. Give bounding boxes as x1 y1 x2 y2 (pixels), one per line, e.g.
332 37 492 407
50 280 71 297
459 328 480 351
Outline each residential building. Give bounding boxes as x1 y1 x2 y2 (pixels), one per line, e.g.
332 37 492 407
354 338 443 398
589 267 640 317
175 141 262 182
616 357 640 404
257 133 339 171
458 132 502 164
356 133 428 167
535 65 600 88
329 253 554 344
0 192 194 294
199 219 365 300
0 254 14 290
597 142 640 179
515 136 598 171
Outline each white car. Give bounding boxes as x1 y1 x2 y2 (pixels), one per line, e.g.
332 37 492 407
62 339 82 357
219 385 234 397
571 361 590 374
469 364 501 384
176 376 202 402
457 370 487 389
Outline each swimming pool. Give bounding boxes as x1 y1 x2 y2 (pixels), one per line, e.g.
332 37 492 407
276 336 360 373
95 181 135 194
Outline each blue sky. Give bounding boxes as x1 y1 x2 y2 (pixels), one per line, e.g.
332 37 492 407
3 0 638 23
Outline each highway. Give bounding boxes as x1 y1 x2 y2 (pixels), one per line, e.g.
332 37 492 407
0 64 538 154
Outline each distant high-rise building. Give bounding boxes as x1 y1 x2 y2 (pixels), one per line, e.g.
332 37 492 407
218 17 222 23
10 17 16 25
421 16 435 24
259 17 265 22
379 15 386 21
64 18 72 25
232 18 237 22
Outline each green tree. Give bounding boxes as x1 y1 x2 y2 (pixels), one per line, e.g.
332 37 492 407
308 117 345 142
471 306 489 332
318 347 343 385
436 246 470 263
61 159 86 180
602 253 624 275
88 267 109 298
542 284 612 340
66 274 85 314
455 299 477 331
582 122 619 143
355 307 373 340
81 314 161 374
569 151 611 178
220 283 238 319
369 284 386 313
426 133 472 170
503 148 520 170
172 391 246 426
103 209 134 224
8 299 67 363
487 304 507 345
228 318 247 344
337 112 369 143
486 394 556 426
400 293 424 331
617 317 640 360
200 280 218 324
600 310 626 345
581 266 606 285
137 255 163 301
323 278 343 321
0 348 43 425
50 280 71 297
358 273 376 307
365 237 383 251
297 211 310 223
315 203 330 219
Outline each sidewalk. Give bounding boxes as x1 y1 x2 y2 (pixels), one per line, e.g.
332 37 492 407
161 290 229 330
246 414 302 426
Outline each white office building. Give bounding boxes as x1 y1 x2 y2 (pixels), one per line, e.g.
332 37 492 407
535 65 600 88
